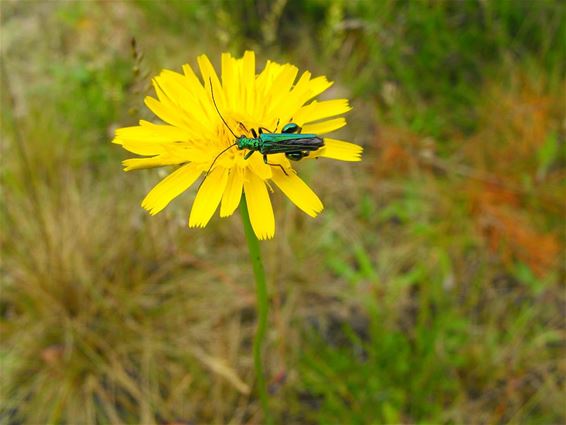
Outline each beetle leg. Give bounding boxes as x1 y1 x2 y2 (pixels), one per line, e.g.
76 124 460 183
263 154 288 176
259 119 280 134
244 150 254 160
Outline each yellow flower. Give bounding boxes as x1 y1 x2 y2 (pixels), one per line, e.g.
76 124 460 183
113 51 362 239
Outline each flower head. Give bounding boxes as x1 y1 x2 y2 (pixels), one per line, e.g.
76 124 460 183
113 51 362 239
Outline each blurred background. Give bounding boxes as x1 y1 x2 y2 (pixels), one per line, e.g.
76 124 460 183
1 0 564 424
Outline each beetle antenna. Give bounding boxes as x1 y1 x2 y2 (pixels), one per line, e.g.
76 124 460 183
209 78 239 139
206 142 238 176
197 142 238 191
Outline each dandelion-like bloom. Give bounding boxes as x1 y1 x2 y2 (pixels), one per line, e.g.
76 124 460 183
113 51 362 239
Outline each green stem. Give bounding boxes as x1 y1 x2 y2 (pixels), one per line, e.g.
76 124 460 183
240 196 272 424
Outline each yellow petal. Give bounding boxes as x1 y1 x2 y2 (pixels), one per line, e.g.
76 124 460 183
155 71 212 133
264 64 299 114
271 74 332 121
294 70 311 89
305 75 333 101
141 163 202 215
271 169 323 217
272 73 335 125
222 53 238 110
220 168 244 217
118 140 169 156
244 172 275 240
302 118 347 135
155 71 196 109
265 62 295 90
182 62 217 122
189 167 229 228
312 138 363 162
113 121 191 155
247 152 272 180
157 143 208 163
122 156 185 171
197 54 226 108
294 99 351 124
241 51 256 113
255 60 282 96
198 54 222 86
268 68 310 122
144 96 191 129
114 121 189 143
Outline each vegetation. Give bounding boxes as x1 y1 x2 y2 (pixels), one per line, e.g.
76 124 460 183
1 0 564 423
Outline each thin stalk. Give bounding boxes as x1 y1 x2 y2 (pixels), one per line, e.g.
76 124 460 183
240 196 272 425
